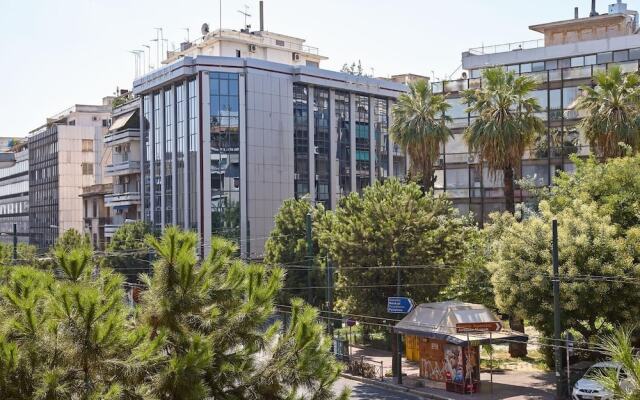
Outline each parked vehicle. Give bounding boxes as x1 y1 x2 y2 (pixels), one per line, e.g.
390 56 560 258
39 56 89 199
572 361 630 400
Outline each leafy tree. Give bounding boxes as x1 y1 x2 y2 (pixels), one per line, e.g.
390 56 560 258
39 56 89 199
593 325 640 399
103 220 151 282
317 179 469 318
489 200 640 365
575 66 640 159
438 227 495 309
390 79 452 190
547 155 640 229
264 197 328 306
131 227 348 399
54 228 91 252
462 67 545 213
0 243 37 265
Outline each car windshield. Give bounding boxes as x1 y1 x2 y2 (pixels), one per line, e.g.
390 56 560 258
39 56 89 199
586 366 617 379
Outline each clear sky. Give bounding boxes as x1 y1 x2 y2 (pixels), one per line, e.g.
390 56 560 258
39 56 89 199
0 0 620 136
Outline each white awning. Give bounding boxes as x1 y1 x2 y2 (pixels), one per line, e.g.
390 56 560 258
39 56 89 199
109 110 136 132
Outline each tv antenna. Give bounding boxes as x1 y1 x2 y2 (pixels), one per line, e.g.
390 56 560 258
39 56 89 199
237 4 251 29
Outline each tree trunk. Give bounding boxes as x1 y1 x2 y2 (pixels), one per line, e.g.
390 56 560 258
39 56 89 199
503 167 515 214
509 317 528 357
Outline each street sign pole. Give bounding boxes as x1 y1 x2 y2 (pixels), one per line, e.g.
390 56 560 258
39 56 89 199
396 266 402 385
552 219 565 398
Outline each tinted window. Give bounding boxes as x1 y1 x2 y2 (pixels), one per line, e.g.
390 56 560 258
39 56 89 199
584 54 597 65
559 58 571 68
532 62 545 72
614 50 629 62
520 63 532 73
630 48 640 60
571 57 584 67
597 52 613 64
545 60 558 70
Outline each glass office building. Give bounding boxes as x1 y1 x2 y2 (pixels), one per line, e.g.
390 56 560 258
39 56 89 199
133 56 407 258
432 4 640 222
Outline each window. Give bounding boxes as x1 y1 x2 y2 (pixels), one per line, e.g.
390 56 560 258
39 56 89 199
236 49 241 57
614 50 629 62
520 63 532 73
558 58 571 69
92 200 97 217
584 54 597 65
69 120 76 126
81 163 93 175
506 65 519 74
570 56 584 67
102 119 109 127
276 39 285 46
532 62 545 72
82 139 93 152
597 51 613 64
549 89 561 110
545 60 558 70
630 48 640 60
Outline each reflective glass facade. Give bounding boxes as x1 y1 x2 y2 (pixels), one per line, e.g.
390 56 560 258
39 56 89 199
355 95 370 192
293 84 309 199
152 92 162 230
313 87 330 206
373 98 389 179
335 91 351 197
188 79 199 230
209 72 240 243
142 95 151 222
164 89 173 225
29 127 59 249
176 83 185 227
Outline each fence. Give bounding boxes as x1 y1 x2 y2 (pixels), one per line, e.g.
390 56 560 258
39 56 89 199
332 336 384 381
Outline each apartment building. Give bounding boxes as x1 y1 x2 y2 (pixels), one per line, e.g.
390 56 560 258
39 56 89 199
132 13 408 258
28 102 111 249
431 0 640 221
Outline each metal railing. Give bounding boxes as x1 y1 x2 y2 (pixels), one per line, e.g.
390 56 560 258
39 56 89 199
468 38 545 55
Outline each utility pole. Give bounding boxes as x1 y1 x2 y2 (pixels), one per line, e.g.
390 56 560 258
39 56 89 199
327 255 334 336
552 219 565 398
12 223 17 264
305 212 313 303
396 263 403 385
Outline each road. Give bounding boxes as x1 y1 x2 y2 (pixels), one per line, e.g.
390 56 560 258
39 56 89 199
333 377 422 399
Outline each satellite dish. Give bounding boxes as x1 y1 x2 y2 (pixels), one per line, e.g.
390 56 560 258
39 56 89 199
201 23 210 36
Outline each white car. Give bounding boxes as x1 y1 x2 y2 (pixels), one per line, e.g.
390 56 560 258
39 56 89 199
572 361 629 400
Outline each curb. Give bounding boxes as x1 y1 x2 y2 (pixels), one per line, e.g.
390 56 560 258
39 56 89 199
340 373 454 400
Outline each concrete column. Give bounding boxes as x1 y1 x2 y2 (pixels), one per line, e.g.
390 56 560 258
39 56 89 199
239 73 248 258
328 89 338 209
369 96 376 186
201 72 212 255
349 92 357 192
307 86 316 204
170 85 178 226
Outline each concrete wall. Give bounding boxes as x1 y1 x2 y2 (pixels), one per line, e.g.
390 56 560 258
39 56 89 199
245 69 295 257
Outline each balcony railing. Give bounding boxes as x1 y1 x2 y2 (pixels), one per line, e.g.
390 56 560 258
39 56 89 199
468 39 545 55
106 161 141 176
104 192 141 207
104 128 140 145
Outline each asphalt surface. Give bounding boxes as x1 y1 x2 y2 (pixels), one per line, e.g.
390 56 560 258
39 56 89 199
333 377 422 400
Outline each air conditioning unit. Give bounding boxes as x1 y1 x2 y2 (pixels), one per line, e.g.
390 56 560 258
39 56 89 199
292 52 300 61
114 145 122 153
467 154 476 164
314 146 319 154
248 44 257 52
294 173 300 180
315 174 319 181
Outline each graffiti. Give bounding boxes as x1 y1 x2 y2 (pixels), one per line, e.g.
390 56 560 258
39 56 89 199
444 344 464 384
421 359 447 382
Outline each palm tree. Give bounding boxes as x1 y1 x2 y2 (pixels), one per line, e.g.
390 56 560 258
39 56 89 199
390 79 452 190
593 326 640 399
462 67 545 214
575 66 640 159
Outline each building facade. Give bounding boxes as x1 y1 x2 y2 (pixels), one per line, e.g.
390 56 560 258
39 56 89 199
0 141 29 244
431 1 640 221
133 55 407 258
28 103 111 249
103 98 142 240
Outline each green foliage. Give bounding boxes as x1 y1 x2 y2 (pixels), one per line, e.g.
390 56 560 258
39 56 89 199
593 326 640 399
340 60 370 77
463 67 545 213
264 196 327 306
54 228 91 252
317 179 470 317
489 201 640 353
103 220 151 282
0 242 37 265
575 66 640 158
438 228 495 309
0 227 348 399
548 155 640 229
390 79 452 190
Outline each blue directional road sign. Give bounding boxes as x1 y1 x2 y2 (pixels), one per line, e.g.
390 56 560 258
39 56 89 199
387 297 415 314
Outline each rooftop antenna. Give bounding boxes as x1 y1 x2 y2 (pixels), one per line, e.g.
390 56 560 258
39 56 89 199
154 28 164 65
142 44 151 72
238 4 251 29
590 0 599 17
182 27 190 42
135 50 145 74
219 0 222 33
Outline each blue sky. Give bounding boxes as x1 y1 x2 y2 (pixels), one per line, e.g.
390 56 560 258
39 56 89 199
0 0 620 136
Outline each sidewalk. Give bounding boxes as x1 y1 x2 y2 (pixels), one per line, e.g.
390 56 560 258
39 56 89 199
347 345 555 400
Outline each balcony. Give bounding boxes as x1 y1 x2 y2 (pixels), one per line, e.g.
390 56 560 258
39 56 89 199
104 128 140 146
106 160 141 176
104 192 141 208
